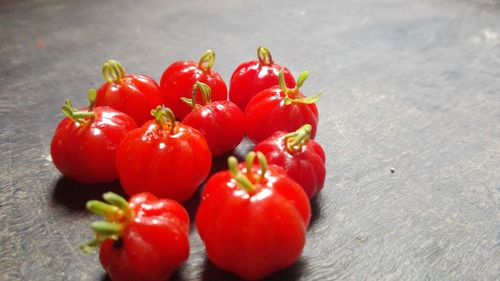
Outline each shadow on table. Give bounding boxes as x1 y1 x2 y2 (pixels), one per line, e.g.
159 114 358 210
201 256 306 281
309 195 323 229
51 177 125 212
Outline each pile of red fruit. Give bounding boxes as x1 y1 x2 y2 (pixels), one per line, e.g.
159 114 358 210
50 47 326 281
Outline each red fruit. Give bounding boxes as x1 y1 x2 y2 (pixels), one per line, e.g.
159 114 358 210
229 46 296 110
82 192 190 281
196 152 311 280
244 70 320 143
116 106 211 202
95 60 163 126
160 50 227 120
254 124 326 198
50 93 137 184
182 82 245 156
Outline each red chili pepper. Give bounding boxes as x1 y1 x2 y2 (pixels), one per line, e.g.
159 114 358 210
229 46 296 110
254 124 326 198
196 152 311 280
82 192 190 281
160 50 227 120
182 81 245 156
116 106 212 202
95 60 163 126
244 69 320 143
50 90 137 184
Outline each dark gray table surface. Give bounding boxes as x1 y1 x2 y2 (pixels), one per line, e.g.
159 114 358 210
1 0 499 280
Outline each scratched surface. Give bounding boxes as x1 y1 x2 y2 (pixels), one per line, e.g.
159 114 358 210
1 0 499 280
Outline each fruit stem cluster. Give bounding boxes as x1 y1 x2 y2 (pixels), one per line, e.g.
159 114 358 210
61 99 95 125
81 192 133 253
284 124 312 152
102 60 126 83
181 81 212 110
228 152 268 195
257 46 273 65
198 50 216 72
278 69 321 105
151 106 177 132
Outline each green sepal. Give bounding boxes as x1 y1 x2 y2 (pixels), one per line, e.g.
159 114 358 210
228 156 255 193
91 221 123 236
198 50 216 72
285 92 321 105
102 59 126 83
295 71 309 89
151 106 176 131
103 192 129 211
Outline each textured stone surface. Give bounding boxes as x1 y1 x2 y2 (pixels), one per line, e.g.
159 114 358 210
0 0 499 280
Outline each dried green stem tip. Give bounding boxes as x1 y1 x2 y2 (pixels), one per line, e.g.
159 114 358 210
198 49 216 72
284 124 313 152
151 106 176 131
102 59 126 83
257 46 273 65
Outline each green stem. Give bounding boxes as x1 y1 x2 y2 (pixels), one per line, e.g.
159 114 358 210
245 151 256 181
278 69 321 106
91 221 123 236
228 156 255 193
151 106 176 132
198 50 215 72
256 152 268 182
81 192 131 254
196 81 212 104
278 68 289 94
227 152 270 194
86 200 122 219
103 192 132 220
61 99 95 124
103 192 129 211
284 124 312 152
257 46 273 65
182 81 213 110
102 60 126 83
80 237 105 254
295 71 309 89
87 89 97 111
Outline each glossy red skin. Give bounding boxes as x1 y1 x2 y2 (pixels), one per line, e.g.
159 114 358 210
116 120 212 202
96 75 163 126
100 192 190 281
229 60 296 110
160 61 227 120
254 131 326 198
244 86 319 143
50 106 137 184
196 164 311 280
182 101 245 157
